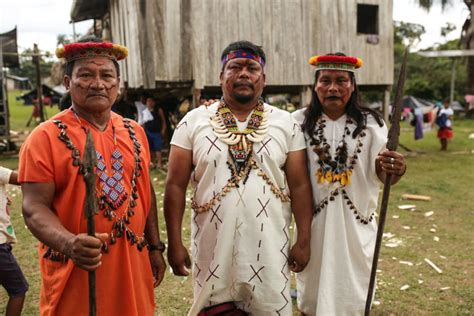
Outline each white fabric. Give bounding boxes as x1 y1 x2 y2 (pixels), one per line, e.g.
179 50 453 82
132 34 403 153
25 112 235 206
439 107 454 127
292 109 387 316
141 108 154 125
171 102 305 315
0 167 15 244
135 101 147 125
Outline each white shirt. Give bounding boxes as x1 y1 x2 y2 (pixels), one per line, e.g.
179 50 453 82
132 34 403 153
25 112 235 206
0 167 15 244
171 102 305 315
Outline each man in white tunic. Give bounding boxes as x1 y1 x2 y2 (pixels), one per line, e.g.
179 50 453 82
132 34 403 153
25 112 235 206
164 41 313 315
292 53 407 315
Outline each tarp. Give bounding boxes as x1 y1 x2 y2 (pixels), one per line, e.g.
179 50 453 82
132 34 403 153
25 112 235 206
0 27 19 68
19 84 64 105
402 96 435 114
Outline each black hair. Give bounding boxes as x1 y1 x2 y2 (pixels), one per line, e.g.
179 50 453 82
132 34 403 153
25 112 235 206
64 36 120 77
220 40 266 67
301 52 383 138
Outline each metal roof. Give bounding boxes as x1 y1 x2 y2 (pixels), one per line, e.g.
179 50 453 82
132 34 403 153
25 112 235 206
70 0 108 23
417 49 474 58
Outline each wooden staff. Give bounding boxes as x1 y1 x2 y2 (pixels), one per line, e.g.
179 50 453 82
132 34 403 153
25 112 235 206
364 48 409 315
83 130 98 316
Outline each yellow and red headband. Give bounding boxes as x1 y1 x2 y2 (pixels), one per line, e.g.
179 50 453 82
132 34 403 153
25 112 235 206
56 42 128 62
308 55 362 72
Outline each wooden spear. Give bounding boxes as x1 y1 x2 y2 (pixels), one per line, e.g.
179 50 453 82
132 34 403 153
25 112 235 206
83 130 98 316
364 48 409 315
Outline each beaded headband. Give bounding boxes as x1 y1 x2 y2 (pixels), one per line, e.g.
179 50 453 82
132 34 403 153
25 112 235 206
221 50 266 67
308 55 362 72
56 42 128 62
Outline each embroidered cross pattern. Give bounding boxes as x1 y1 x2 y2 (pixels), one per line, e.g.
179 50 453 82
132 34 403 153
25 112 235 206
206 264 220 282
235 186 247 207
277 224 291 315
96 150 128 210
248 265 265 283
210 205 223 224
256 138 272 155
206 136 221 155
256 198 270 218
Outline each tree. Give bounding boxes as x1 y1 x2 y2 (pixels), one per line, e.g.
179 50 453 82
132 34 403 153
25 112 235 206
57 34 73 46
415 0 474 94
8 48 54 87
394 21 426 47
393 22 467 102
441 22 457 38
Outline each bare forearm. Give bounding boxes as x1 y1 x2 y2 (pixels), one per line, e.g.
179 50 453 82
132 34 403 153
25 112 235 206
290 183 313 243
284 150 313 244
145 184 161 246
9 171 19 185
163 184 187 246
23 202 74 254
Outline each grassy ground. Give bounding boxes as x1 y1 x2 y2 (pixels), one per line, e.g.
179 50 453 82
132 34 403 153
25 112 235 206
0 93 473 315
6 90 60 133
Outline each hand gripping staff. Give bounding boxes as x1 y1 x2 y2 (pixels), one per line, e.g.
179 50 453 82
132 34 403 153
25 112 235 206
83 130 98 316
365 48 409 315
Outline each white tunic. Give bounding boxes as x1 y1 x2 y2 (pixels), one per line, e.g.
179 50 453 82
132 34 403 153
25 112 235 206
0 167 15 244
292 109 387 316
171 102 305 316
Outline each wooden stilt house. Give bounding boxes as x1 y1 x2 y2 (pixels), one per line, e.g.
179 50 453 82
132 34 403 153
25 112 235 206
71 0 393 115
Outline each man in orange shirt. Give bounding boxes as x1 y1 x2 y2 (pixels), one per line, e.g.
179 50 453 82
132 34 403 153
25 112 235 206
18 37 166 315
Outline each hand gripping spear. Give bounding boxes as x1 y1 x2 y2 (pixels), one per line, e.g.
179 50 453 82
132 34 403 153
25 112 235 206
364 48 409 316
83 130 98 316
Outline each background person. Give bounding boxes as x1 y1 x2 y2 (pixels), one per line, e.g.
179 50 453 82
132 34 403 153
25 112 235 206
436 99 454 151
142 97 167 169
0 167 28 316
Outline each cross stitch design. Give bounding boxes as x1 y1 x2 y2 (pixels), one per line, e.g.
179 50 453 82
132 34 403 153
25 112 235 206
277 224 290 314
96 150 128 210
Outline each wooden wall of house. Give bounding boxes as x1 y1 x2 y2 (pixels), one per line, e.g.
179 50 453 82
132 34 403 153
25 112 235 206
109 0 193 89
110 0 144 87
109 0 393 89
190 0 315 89
312 0 394 86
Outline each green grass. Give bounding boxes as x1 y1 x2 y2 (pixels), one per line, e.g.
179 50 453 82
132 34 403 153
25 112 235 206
0 104 473 314
7 90 60 132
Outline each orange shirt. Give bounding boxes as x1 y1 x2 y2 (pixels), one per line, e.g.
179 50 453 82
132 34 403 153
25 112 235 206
18 110 155 316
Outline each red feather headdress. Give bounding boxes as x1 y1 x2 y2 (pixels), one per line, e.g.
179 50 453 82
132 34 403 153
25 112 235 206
308 54 362 72
56 42 128 62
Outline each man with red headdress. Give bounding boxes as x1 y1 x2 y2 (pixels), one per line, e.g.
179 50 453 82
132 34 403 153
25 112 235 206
293 53 407 315
18 37 166 315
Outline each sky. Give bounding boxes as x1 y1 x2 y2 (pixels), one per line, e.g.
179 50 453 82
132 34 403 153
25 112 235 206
0 0 471 56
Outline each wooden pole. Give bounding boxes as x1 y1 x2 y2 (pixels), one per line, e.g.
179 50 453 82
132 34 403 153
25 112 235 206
364 48 409 315
449 59 456 105
83 130 98 316
33 44 45 122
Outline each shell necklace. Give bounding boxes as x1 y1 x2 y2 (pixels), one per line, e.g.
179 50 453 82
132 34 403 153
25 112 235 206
210 99 269 176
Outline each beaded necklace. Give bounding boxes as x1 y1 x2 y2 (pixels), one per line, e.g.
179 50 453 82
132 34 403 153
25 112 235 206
310 114 373 225
192 100 290 213
310 116 365 186
210 99 268 178
46 111 147 261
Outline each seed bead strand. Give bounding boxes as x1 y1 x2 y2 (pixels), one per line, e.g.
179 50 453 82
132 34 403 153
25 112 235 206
313 186 374 224
191 156 290 213
47 119 148 262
